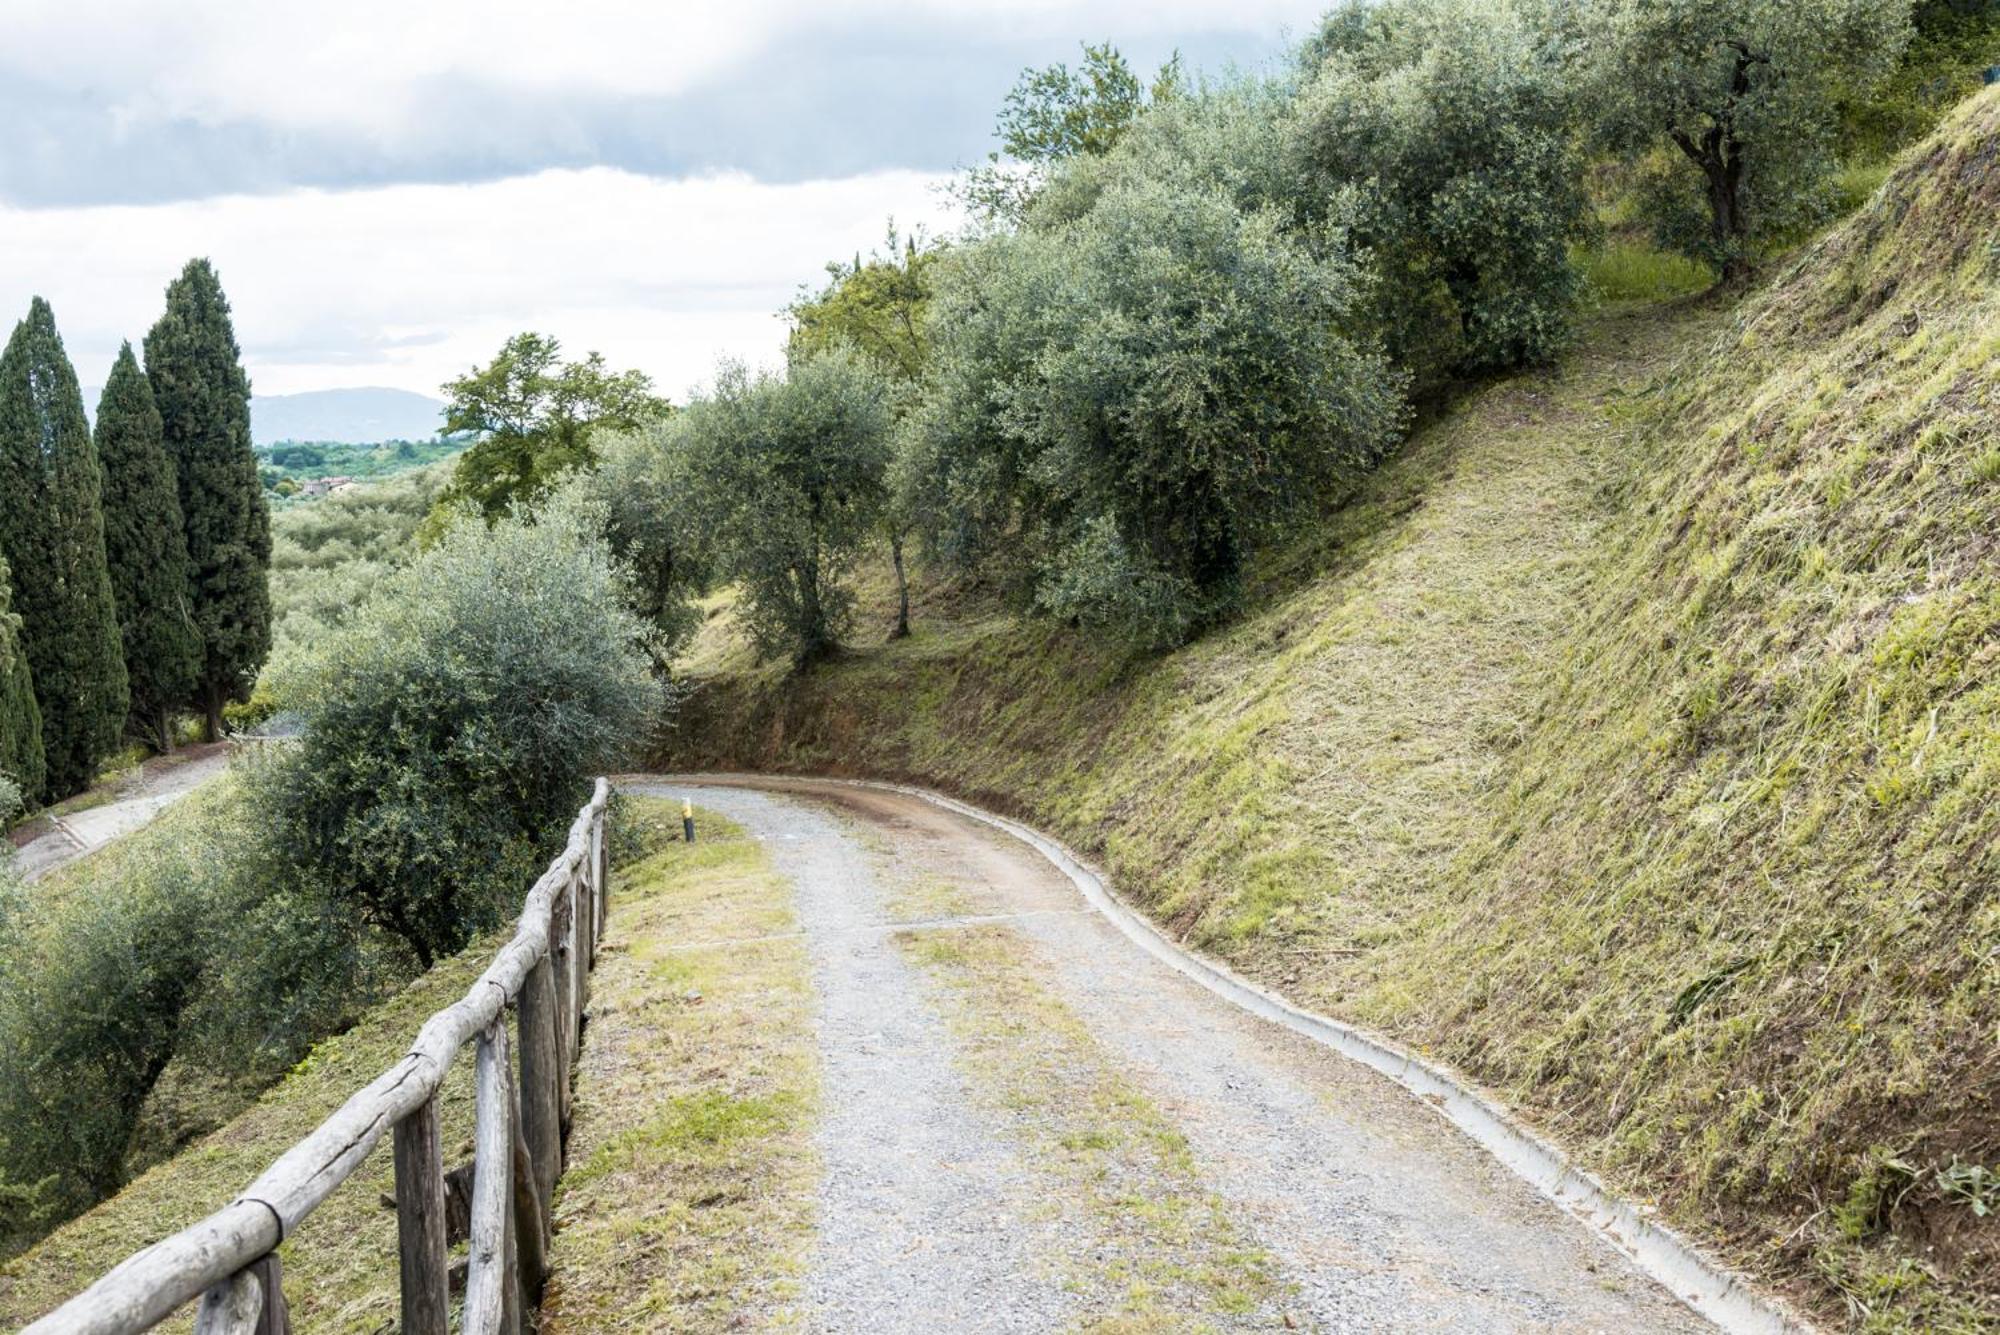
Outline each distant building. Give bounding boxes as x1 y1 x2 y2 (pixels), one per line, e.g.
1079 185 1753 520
300 475 357 498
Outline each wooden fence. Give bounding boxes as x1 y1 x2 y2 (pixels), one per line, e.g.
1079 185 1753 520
22 779 614 1335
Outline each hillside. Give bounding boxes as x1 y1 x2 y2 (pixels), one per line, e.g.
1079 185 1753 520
250 387 446 446
666 90 2000 1328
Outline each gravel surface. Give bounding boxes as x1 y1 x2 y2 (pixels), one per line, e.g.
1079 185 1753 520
636 783 1083 1332
633 778 1714 1334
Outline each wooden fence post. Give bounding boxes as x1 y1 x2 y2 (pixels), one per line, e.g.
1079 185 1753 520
518 954 563 1207
550 889 575 1129
193 1267 262 1335
392 1094 449 1335
464 1020 514 1335
247 1253 291 1335
509 1075 550 1305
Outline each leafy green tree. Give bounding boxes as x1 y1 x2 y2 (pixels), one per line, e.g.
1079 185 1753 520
0 299 130 799
565 425 711 655
434 333 665 523
1580 0 1914 277
959 43 1185 223
676 349 893 664
909 178 1404 648
260 494 661 967
96 344 201 753
0 562 43 802
145 259 271 742
788 226 943 637
1294 0 1589 383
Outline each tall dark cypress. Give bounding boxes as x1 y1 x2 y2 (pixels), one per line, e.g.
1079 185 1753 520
0 299 130 800
144 260 270 740
0 555 45 806
97 343 201 752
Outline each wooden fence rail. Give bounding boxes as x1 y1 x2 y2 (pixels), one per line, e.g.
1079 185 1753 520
22 778 614 1335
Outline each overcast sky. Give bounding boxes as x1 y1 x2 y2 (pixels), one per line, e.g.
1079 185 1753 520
0 1 1323 402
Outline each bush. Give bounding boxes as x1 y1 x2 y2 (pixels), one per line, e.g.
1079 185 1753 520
909 175 1405 647
0 778 382 1254
258 494 663 967
671 349 894 664
1293 0 1589 385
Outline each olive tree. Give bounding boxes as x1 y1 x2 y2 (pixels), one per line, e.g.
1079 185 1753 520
787 228 942 637
909 176 1405 649
1580 0 1914 277
565 423 712 656
259 494 662 967
674 349 893 665
1293 0 1589 385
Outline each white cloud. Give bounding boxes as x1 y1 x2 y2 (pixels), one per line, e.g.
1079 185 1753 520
10 0 1322 136
0 167 961 400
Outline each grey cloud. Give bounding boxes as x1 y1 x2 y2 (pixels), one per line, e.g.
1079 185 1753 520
0 23 1288 207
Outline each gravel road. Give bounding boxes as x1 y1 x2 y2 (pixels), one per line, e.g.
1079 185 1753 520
627 777 1714 1334
11 747 232 881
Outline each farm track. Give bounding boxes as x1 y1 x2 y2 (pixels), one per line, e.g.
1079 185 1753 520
622 776 1721 1334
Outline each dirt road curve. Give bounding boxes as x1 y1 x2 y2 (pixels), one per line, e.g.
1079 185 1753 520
625 776 1717 1334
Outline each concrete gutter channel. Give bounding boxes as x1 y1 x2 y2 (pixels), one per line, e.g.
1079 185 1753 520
635 772 1813 1335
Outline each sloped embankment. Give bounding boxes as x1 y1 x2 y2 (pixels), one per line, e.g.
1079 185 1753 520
666 90 2000 1328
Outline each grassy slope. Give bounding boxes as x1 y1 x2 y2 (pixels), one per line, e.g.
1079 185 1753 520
665 92 2000 1329
0 800 814 1333
0 936 493 1331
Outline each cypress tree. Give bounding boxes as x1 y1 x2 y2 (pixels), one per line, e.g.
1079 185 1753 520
97 343 201 752
0 299 131 800
0 555 46 806
144 260 270 740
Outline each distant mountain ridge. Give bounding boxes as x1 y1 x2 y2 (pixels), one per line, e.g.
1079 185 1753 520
249 387 446 446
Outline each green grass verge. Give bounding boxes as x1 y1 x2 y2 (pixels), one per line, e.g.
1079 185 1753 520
540 800 818 1333
664 90 2000 1329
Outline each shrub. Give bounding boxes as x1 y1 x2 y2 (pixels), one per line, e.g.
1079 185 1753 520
0 778 382 1254
258 494 663 967
1293 0 1590 385
672 349 894 664
909 176 1404 647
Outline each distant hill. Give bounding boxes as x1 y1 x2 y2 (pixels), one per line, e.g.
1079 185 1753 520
249 388 446 446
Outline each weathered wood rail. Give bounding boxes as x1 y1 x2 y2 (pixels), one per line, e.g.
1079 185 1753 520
22 779 614 1335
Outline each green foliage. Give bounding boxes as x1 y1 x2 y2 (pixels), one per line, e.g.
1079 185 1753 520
910 177 1404 648
259 494 663 966
0 560 43 803
562 427 710 655
958 42 1185 223
1838 0 2000 158
258 436 460 492
0 780 385 1255
0 299 130 800
95 344 201 753
1294 0 1590 383
144 259 272 739
787 226 941 383
434 332 665 523
269 461 449 650
672 349 893 664
1579 0 1915 274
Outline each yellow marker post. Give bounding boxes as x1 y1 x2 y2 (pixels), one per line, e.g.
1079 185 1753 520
682 798 695 844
